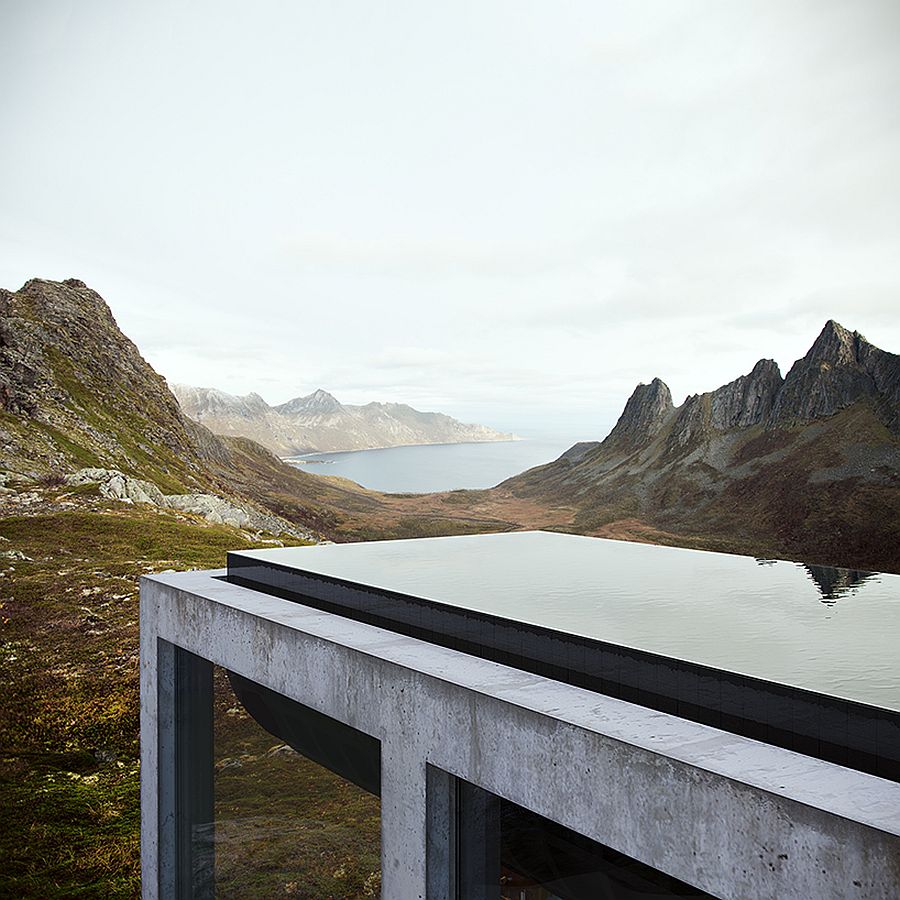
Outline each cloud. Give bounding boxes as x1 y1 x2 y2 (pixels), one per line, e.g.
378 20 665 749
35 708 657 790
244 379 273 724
279 233 584 279
1 1 899 438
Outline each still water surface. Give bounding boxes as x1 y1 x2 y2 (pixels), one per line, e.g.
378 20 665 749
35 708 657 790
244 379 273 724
238 532 899 711
286 438 572 493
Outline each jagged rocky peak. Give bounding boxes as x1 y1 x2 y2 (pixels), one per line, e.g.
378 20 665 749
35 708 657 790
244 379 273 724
276 388 343 416
772 320 899 430
665 393 709 452
710 358 783 430
16 277 120 331
807 319 864 365
603 377 674 447
2 277 167 415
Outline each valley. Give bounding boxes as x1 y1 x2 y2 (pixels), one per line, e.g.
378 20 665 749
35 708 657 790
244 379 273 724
1 277 899 895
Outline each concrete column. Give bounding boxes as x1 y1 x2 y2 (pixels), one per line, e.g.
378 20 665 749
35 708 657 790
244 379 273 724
139 586 163 900
140 605 213 900
381 735 428 900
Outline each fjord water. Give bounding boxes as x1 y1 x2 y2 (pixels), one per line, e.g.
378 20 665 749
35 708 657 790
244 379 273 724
286 438 573 493
236 532 900 712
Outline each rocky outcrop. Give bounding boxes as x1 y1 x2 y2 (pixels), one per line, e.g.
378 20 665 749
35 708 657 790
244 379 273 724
0 287 53 417
710 359 783 430
665 393 709 453
67 468 167 505
772 320 900 433
602 378 673 451
858 340 900 433
558 441 601 463
661 359 784 455
172 384 518 455
164 494 293 533
64 467 307 536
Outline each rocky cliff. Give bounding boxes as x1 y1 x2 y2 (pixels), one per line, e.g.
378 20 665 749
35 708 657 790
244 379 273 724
606 377 674 449
172 383 517 455
710 358 783 430
501 321 900 571
772 320 900 431
0 278 227 490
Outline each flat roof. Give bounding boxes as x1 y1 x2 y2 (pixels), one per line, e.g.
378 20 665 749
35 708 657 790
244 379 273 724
229 531 899 713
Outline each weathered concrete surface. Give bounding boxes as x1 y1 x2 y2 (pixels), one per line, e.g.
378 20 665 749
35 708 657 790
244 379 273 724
139 576 162 898
140 569 900 900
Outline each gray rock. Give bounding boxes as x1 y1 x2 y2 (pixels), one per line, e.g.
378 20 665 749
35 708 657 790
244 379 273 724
164 493 306 537
857 336 900 434
0 549 32 561
603 378 674 450
66 468 166 505
558 441 601 464
771 320 900 431
710 359 783 430
666 393 709 452
65 467 308 538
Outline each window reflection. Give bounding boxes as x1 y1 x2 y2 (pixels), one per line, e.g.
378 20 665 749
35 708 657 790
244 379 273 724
458 781 711 900
207 667 381 899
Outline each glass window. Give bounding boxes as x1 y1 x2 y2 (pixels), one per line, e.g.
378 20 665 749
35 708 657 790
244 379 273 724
204 666 381 899
456 780 711 900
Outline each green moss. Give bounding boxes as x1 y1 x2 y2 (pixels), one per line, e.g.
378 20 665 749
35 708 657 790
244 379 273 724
0 504 310 898
41 347 195 493
0 764 140 899
32 421 103 469
0 510 252 566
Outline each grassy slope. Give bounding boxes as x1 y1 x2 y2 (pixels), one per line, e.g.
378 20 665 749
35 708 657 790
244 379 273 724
0 496 311 899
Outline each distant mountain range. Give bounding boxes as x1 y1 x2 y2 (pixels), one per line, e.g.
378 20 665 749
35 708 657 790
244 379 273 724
1 277 897 570
499 320 900 569
171 384 516 455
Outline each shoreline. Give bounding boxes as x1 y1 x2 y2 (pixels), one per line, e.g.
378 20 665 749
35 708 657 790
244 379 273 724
281 436 525 463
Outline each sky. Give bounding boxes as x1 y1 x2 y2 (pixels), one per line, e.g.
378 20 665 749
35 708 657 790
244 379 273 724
1 1 898 440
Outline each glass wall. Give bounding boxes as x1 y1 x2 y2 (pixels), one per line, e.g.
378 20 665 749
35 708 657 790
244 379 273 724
455 780 711 900
201 666 381 898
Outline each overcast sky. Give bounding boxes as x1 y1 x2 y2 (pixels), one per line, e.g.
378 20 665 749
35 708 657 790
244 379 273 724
1 1 898 439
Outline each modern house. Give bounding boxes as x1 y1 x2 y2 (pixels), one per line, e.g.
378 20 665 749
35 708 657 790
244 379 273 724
140 531 900 899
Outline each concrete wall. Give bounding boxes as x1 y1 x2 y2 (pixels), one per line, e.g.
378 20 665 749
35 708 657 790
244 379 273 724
140 569 900 900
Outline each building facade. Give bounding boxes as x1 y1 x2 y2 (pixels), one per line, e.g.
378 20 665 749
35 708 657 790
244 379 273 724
140 533 900 899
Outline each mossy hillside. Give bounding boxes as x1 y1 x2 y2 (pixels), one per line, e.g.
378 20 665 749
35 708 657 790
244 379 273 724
41 346 196 493
0 501 310 899
1 280 218 491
